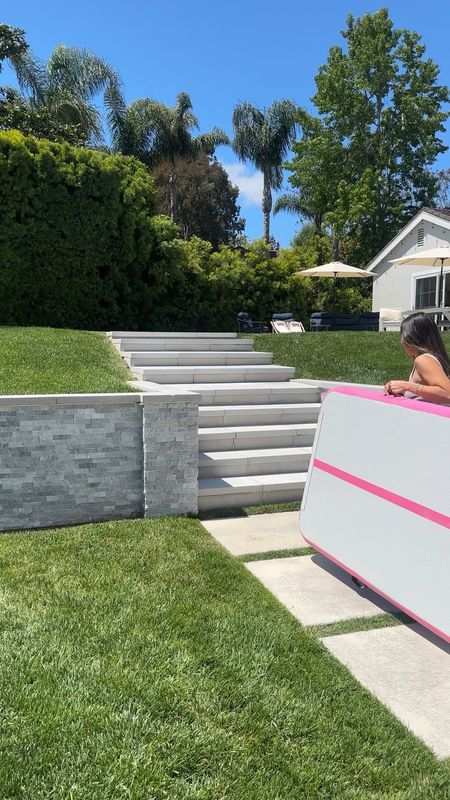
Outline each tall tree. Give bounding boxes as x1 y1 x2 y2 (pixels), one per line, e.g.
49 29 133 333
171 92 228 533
0 87 84 144
232 100 297 244
275 111 345 244
152 154 245 247
285 9 449 264
112 92 229 222
0 25 123 145
0 24 44 96
435 169 450 208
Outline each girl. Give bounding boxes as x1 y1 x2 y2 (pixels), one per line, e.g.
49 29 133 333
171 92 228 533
384 312 450 404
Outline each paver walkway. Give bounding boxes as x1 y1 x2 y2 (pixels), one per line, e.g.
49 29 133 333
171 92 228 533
202 510 307 555
202 510 450 759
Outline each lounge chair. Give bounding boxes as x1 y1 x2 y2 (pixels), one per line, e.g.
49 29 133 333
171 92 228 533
288 320 305 333
270 319 291 333
271 312 305 333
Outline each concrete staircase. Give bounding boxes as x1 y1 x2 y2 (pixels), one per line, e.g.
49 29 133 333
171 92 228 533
110 332 321 511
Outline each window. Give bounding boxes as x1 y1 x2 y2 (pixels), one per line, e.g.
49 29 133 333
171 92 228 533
444 273 450 307
417 227 424 246
415 276 437 309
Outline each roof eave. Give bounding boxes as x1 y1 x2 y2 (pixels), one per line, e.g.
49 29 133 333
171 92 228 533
364 209 450 274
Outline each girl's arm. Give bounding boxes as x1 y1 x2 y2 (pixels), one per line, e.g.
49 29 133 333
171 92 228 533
384 356 450 403
413 355 450 403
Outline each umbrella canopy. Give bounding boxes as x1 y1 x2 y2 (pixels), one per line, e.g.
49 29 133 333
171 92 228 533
296 261 373 279
389 247 450 306
295 261 373 312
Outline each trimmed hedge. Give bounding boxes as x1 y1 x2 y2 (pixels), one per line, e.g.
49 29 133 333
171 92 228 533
0 131 184 329
0 131 371 332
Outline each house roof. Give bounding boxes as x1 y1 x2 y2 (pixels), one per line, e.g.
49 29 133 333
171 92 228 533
422 206 450 221
365 207 450 274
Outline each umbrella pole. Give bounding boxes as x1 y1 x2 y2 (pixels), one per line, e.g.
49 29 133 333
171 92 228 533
440 259 444 307
333 273 337 315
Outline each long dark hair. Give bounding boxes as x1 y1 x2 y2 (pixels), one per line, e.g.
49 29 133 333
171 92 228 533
401 312 450 377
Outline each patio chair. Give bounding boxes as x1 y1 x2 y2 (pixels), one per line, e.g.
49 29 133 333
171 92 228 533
379 308 404 332
271 312 305 333
270 319 291 333
236 311 269 334
288 320 305 333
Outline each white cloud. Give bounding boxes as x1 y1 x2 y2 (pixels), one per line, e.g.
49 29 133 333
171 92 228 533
220 162 263 207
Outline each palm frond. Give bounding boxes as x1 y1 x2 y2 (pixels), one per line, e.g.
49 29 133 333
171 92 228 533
10 50 47 100
232 99 297 185
47 46 119 99
193 127 230 155
45 85 102 142
273 193 308 216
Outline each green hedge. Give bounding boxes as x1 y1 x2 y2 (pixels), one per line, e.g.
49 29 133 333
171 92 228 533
0 131 370 331
0 131 184 329
165 237 371 331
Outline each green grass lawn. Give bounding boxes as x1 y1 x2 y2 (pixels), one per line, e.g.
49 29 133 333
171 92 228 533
0 516 448 799
249 331 450 384
0 327 132 394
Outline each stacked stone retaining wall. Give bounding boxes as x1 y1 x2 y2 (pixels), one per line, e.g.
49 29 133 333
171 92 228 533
0 392 198 531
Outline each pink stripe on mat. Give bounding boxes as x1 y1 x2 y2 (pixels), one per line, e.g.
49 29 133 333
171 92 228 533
313 458 450 530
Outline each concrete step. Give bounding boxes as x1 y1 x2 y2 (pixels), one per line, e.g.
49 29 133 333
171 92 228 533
126 351 272 367
198 423 317 452
198 472 307 511
114 338 254 352
109 331 237 339
155 382 321 405
199 403 321 427
132 365 295 384
198 446 312 478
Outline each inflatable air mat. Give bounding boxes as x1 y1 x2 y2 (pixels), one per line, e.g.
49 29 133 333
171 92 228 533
300 387 450 642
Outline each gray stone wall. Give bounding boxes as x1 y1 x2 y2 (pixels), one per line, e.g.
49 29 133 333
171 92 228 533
143 394 199 517
0 391 199 532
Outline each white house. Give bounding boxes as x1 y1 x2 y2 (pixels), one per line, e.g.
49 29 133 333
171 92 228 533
365 207 450 319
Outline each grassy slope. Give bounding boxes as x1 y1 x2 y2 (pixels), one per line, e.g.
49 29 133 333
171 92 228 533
249 331 450 384
0 517 447 799
0 327 132 394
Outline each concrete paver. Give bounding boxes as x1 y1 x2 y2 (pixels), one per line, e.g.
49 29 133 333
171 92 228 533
202 510 306 555
246 553 398 625
322 624 450 759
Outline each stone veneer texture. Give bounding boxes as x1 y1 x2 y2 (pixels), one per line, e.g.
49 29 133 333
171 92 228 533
143 399 199 517
0 399 143 530
0 392 199 531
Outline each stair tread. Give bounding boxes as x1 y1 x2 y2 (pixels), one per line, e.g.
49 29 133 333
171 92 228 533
110 331 237 338
199 403 321 412
136 365 293 372
199 446 312 462
199 423 316 434
161 382 314 391
126 350 272 357
198 472 308 492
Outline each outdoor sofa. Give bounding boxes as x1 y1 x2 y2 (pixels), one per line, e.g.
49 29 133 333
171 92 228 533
310 311 380 331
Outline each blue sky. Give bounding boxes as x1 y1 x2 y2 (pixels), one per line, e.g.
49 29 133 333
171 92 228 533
3 0 450 245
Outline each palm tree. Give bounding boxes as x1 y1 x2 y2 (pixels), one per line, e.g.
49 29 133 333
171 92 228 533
273 191 324 233
4 38 124 144
112 92 229 223
0 24 45 98
232 100 297 243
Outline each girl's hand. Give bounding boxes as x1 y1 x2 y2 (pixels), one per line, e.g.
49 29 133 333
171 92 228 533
384 380 408 396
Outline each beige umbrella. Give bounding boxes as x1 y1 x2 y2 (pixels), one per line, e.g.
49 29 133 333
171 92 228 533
295 261 373 313
389 247 450 307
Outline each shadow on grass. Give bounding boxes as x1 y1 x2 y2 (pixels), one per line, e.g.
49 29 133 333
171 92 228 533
197 501 300 520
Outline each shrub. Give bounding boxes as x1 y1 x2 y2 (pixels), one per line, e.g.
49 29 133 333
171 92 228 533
0 131 184 329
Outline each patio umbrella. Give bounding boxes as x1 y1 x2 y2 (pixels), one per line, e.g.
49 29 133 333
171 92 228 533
389 247 450 307
295 261 374 313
